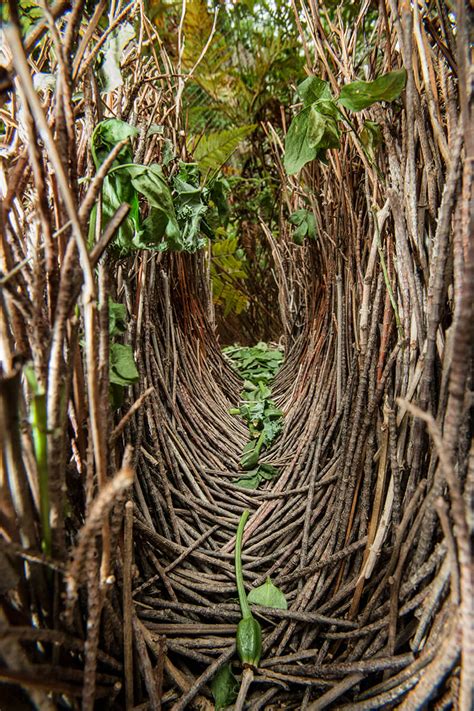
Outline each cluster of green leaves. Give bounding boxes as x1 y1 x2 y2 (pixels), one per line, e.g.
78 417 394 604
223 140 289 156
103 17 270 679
1 1 43 35
89 119 229 256
284 68 407 175
289 208 317 245
108 300 139 408
224 343 284 488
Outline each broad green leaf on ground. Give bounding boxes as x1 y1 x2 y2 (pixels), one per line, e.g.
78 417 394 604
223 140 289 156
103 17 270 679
98 22 135 94
297 76 332 106
211 664 238 710
109 343 139 387
284 106 318 175
289 209 317 245
248 577 288 609
234 469 262 489
188 125 256 177
338 68 407 111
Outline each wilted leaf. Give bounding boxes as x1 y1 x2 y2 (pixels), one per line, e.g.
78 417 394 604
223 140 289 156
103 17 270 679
211 664 238 710
338 68 407 112
98 22 135 94
248 577 288 609
125 164 181 250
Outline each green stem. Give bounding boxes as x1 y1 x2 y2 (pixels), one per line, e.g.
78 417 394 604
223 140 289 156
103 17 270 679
235 509 251 619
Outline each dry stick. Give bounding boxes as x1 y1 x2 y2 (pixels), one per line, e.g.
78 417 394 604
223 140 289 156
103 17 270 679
65 459 134 615
399 399 471 708
123 501 134 711
133 615 161 711
111 387 155 444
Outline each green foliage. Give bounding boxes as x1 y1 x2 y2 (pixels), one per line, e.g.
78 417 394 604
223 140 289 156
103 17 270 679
248 577 288 609
338 69 407 111
211 665 238 710
224 343 284 488
108 300 139 408
289 209 317 245
1 1 43 35
298 76 332 106
360 120 382 161
89 120 231 255
284 69 407 175
284 107 320 175
223 342 284 382
187 125 257 180
211 233 249 317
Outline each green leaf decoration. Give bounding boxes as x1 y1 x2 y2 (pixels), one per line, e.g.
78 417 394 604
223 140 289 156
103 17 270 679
98 22 135 94
307 105 340 151
126 164 181 250
211 664 238 710
289 209 317 245
297 76 332 106
258 463 280 480
109 300 127 337
338 68 407 112
188 125 256 177
109 343 139 387
247 577 288 610
90 119 138 168
283 106 318 175
234 469 262 489
360 120 382 161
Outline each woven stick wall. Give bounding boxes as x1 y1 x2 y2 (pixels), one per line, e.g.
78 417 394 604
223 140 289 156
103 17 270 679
0 1 472 710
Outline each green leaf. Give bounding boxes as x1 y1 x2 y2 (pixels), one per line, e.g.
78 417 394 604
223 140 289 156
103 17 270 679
109 299 127 336
338 68 407 112
188 125 256 176
98 22 135 94
248 577 288 609
297 76 332 106
289 209 317 245
360 120 382 161
258 463 280 480
90 119 138 168
234 469 262 489
284 107 318 175
308 106 340 151
109 343 139 387
211 664 238 710
125 164 181 250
